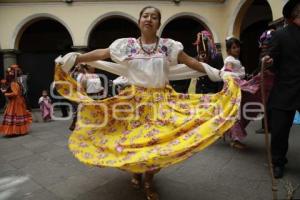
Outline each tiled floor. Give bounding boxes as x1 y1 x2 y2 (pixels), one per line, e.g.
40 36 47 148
0 112 300 200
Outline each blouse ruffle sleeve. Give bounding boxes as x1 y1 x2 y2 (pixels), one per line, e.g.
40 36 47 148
109 38 130 64
167 39 184 66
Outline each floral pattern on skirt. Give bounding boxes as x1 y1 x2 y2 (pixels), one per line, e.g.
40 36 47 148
226 71 275 141
55 65 241 173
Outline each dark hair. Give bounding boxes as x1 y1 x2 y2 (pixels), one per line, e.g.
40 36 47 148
291 3 300 19
225 37 241 51
138 6 161 25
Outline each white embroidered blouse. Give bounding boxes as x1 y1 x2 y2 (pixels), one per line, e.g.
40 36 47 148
109 38 183 88
56 39 228 89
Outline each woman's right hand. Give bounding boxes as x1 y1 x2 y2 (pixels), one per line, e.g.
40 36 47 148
261 55 273 65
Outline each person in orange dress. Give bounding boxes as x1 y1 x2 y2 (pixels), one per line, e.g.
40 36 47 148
0 66 32 136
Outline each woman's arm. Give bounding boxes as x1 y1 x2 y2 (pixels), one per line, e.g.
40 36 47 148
5 82 19 97
177 51 206 73
75 48 111 65
177 51 229 82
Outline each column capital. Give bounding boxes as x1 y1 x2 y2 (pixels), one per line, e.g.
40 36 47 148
71 45 88 53
0 49 20 54
1 49 18 72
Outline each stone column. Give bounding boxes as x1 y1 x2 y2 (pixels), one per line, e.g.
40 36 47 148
1 49 18 74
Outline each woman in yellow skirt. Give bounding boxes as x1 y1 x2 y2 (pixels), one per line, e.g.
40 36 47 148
55 6 241 200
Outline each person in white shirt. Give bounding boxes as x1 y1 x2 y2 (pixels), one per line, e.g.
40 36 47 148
112 76 129 95
79 65 104 99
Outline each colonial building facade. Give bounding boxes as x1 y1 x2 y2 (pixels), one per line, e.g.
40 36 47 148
0 0 286 108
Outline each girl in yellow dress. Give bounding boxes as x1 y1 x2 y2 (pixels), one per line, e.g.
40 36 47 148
55 6 241 200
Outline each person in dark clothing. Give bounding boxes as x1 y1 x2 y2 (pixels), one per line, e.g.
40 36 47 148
169 79 191 93
255 29 276 134
263 0 300 179
196 53 223 93
194 31 223 94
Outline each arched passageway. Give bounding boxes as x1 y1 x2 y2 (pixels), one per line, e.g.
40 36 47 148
17 19 73 108
161 16 208 93
88 16 139 97
161 16 207 58
88 16 139 50
239 0 273 74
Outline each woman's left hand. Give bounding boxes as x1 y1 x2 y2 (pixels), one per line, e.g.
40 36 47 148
55 52 81 73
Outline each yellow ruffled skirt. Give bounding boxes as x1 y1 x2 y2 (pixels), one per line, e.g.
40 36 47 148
55 65 241 173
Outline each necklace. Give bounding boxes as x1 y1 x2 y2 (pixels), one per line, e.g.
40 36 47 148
139 36 159 55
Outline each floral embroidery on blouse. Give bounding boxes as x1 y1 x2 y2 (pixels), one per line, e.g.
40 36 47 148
113 38 182 61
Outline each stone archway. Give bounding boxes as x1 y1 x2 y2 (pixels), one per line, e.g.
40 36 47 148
88 16 139 50
161 16 213 93
88 16 139 97
161 16 208 58
232 0 255 37
17 18 73 108
239 0 273 73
